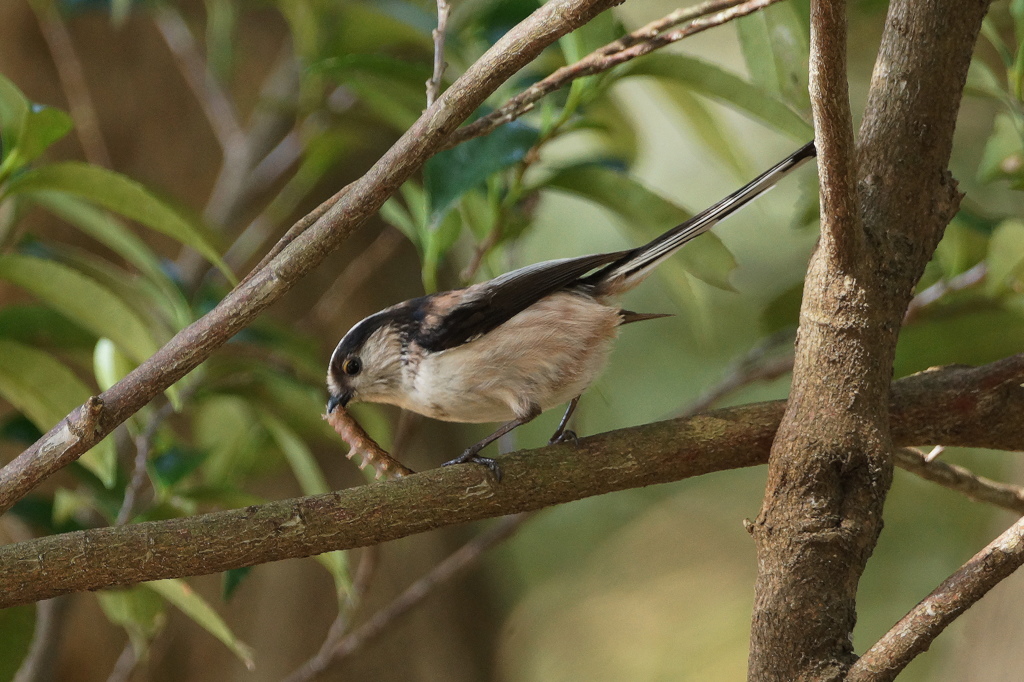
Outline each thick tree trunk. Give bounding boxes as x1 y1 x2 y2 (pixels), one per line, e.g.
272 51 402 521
747 0 992 679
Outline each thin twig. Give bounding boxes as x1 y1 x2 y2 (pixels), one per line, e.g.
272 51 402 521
12 596 70 682
308 513 532 680
115 400 176 526
678 332 796 418
152 5 245 152
904 262 987 324
894 448 1024 515
30 0 112 167
426 0 451 107
444 0 787 150
308 227 406 326
281 545 380 682
848 513 1024 681
105 642 139 682
248 0 781 285
602 0 749 53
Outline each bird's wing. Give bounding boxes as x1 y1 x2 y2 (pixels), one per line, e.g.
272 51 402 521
416 251 627 352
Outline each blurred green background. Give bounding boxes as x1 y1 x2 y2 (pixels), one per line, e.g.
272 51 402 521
1 0 1022 680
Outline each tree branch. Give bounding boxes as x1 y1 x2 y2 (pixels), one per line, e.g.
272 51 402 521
443 0 788 150
30 0 112 168
0 0 626 517
847 513 1024 681
893 448 1024 515
748 0 991 676
1 355 1022 609
425 0 450 108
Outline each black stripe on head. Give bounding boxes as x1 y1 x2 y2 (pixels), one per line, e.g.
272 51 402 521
329 299 423 376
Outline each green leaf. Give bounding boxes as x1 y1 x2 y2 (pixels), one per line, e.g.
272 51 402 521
966 59 1010 101
262 413 330 496
222 566 253 601
261 413 351 595
617 53 812 140
0 304 95 348
0 254 158 363
0 339 116 486
144 579 255 670
986 218 1024 295
111 0 133 25
896 305 1024 377
0 72 71 175
424 120 540 225
656 85 747 177
93 338 136 392
3 163 234 281
0 74 30 177
204 0 238 81
20 105 73 166
760 280 803 334
335 67 427 131
195 395 262 484
150 445 208 490
0 604 35 682
422 209 462 293
977 112 1024 186
30 191 191 329
735 4 809 109
543 164 738 292
97 586 166 657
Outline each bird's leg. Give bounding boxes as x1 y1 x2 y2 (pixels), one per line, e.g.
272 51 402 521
549 396 581 445
443 404 541 481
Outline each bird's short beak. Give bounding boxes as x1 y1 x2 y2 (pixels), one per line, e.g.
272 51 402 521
326 391 352 413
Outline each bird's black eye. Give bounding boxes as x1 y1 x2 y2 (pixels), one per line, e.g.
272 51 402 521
342 357 362 376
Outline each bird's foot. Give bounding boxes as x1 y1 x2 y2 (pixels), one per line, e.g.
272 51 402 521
442 449 503 482
548 429 579 446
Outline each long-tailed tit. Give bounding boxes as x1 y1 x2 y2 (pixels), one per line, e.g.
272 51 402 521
327 142 817 479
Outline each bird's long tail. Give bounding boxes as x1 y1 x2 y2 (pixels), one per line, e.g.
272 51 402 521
588 141 817 296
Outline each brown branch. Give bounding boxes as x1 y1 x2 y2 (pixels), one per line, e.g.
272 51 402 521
240 0 782 289
748 0 990 676
286 514 531 682
30 0 112 168
152 5 245 152
678 332 795 418
443 0 787 150
903 262 987 324
1 354 1022 609
847 513 1024 681
893 448 1024 515
114 400 175 526
749 1 877 675
0 0 627 517
282 545 380 682
426 0 451 108
307 227 405 326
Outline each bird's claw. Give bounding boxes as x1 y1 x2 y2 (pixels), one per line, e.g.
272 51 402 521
549 429 579 446
442 451 503 482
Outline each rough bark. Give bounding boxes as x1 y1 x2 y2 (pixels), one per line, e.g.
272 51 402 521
1 354 1022 609
748 0 991 679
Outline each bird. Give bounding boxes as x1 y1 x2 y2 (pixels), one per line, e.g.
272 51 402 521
327 141 817 479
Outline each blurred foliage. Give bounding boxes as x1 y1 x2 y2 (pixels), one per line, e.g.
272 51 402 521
0 0 1021 680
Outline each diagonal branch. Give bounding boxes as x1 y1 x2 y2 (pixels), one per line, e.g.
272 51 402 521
1 354 1022 609
893 448 1024 515
444 0 787 150
847 512 1024 681
0 0 626 517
